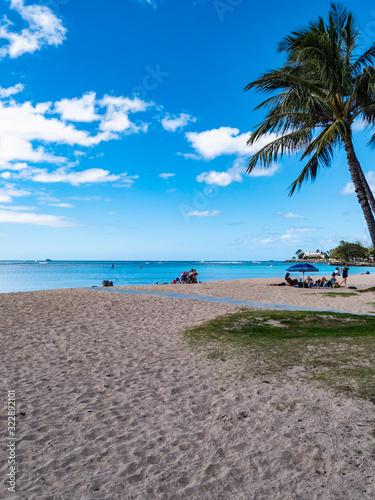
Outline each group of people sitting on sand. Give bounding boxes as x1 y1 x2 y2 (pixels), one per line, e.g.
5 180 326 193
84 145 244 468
174 269 199 284
102 280 113 287
284 273 340 288
271 265 350 288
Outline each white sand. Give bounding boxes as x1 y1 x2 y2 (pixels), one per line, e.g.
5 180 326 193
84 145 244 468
119 273 375 315
1 286 375 499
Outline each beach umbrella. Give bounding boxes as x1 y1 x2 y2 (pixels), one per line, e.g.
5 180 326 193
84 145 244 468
286 263 319 281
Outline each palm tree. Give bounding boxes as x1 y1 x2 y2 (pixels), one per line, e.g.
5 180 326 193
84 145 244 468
244 2 375 247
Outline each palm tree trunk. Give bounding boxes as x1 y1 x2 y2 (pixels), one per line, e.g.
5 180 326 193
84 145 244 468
343 135 375 248
357 165 375 215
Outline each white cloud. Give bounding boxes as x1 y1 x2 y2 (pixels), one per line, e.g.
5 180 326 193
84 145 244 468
54 92 99 123
69 196 102 201
184 210 220 217
0 83 24 98
0 184 30 203
197 159 279 187
0 135 65 167
0 92 153 178
342 182 355 195
178 152 201 160
17 167 139 188
197 167 242 187
286 227 314 233
0 209 78 226
352 119 367 132
186 127 249 160
159 173 175 179
2 161 29 170
99 95 152 133
47 203 73 208
249 164 280 177
0 0 66 59
0 204 34 211
278 212 304 218
162 113 196 132
138 0 157 7
30 167 122 186
0 100 116 168
261 238 273 243
281 234 298 239
342 171 375 195
185 127 277 161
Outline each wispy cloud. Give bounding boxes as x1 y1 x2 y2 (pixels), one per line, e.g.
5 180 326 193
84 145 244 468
0 204 34 211
47 203 73 208
0 0 67 59
278 212 304 218
184 210 220 217
161 113 196 132
342 172 375 195
26 168 137 187
352 118 368 132
159 173 175 179
0 209 79 226
197 158 280 187
0 83 24 98
137 0 158 7
286 227 314 233
187 127 280 187
0 184 30 203
281 234 298 239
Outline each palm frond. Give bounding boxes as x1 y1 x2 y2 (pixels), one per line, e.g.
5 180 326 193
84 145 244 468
247 128 313 173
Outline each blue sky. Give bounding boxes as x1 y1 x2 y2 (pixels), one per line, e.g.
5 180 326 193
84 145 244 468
0 0 374 260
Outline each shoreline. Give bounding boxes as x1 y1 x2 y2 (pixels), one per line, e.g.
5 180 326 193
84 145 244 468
3 274 375 314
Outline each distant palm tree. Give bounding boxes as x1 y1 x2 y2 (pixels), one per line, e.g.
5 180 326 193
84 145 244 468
245 2 375 246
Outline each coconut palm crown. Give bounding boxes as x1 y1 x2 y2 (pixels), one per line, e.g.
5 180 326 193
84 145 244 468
244 2 375 246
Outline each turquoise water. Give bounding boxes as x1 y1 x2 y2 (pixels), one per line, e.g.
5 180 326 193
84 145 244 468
0 260 372 294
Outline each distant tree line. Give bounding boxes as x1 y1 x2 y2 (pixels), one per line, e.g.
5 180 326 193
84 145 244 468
329 241 374 262
292 242 374 262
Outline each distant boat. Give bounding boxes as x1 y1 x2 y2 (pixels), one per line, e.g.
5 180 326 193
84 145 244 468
46 259 52 262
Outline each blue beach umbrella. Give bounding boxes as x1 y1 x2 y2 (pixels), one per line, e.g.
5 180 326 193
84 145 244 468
287 263 319 281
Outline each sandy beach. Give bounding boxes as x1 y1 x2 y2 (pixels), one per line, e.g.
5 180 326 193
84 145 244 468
1 281 375 499
120 273 375 315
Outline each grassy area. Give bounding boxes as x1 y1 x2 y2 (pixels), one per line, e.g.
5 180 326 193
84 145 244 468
321 292 358 297
184 309 375 403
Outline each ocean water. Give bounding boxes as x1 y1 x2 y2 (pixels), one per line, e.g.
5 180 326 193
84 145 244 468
0 260 373 294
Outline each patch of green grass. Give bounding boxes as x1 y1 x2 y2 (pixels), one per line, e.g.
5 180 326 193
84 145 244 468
321 292 358 297
184 309 375 403
358 286 375 294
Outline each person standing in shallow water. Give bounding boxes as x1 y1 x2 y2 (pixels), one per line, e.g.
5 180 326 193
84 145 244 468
340 264 349 286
